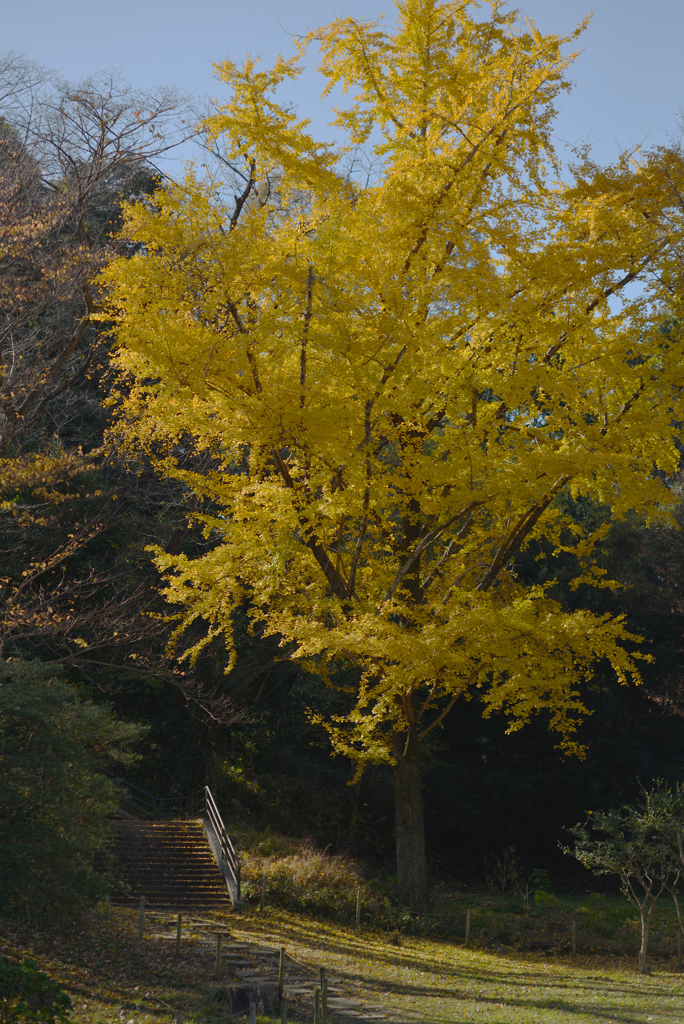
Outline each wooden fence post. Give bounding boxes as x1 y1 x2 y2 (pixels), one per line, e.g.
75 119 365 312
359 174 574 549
314 987 320 1024
465 909 471 948
259 876 267 913
322 975 328 1024
249 1000 256 1024
278 946 285 999
355 887 361 930
215 934 222 981
139 896 145 939
176 914 182 958
280 997 288 1024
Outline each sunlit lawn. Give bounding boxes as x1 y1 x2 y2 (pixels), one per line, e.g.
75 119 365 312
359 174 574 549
2 906 683 1024
236 908 684 1023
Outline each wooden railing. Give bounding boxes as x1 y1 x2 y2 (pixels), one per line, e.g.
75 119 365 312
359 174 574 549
103 770 241 907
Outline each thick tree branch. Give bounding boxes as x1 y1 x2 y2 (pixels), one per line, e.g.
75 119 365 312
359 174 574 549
271 447 348 599
300 264 314 407
229 159 256 232
477 476 570 592
377 500 487 612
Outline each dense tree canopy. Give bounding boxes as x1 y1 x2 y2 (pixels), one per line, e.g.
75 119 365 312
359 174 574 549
0 659 143 919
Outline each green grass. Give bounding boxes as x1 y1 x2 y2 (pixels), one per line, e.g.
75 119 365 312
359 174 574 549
235 907 684 1023
229 823 684 960
3 900 684 1024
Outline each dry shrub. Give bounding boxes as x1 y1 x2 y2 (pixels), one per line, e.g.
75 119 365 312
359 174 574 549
245 843 359 891
237 834 401 924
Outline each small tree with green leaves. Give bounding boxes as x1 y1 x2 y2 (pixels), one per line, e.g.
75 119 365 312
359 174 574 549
567 791 680 973
642 783 684 940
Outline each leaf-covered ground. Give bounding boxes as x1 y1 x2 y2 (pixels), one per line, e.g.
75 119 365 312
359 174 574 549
0 907 238 1024
2 905 683 1024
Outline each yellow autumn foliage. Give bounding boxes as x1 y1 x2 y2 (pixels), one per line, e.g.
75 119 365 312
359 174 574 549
101 0 684 774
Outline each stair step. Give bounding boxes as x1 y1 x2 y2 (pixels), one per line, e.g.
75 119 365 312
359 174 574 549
111 819 230 910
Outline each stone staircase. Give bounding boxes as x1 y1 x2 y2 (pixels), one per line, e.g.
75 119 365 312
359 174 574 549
111 819 229 909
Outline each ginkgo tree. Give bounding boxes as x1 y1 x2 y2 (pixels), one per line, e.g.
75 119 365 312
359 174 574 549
102 0 684 909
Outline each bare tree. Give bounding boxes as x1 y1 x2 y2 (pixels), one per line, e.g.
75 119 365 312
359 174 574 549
0 56 243 720
0 49 51 109
0 56 196 456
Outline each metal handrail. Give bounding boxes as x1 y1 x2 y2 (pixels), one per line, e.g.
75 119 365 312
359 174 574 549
204 785 241 897
102 769 205 820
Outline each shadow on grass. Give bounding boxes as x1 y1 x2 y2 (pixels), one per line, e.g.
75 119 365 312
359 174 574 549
233 908 684 1023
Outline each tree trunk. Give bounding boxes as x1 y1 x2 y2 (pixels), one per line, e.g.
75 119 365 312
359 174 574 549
639 909 650 974
393 725 428 912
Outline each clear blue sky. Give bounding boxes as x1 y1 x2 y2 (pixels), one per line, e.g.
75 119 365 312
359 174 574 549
3 0 682 167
